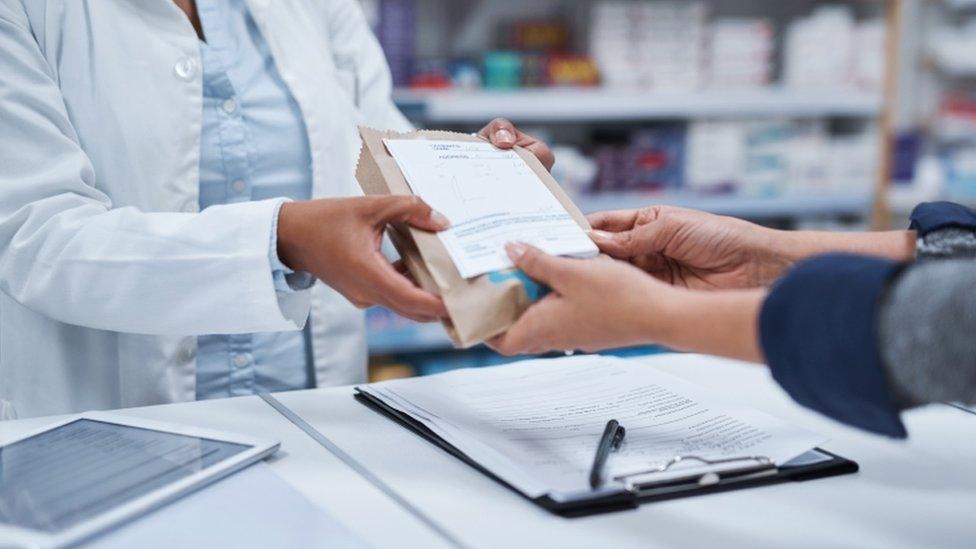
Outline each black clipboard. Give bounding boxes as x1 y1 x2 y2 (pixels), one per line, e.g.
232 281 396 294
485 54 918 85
354 389 859 518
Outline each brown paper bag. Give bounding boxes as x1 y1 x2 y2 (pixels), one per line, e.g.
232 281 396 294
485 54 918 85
355 127 592 348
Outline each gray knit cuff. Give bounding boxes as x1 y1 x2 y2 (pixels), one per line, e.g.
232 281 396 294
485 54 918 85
915 227 976 260
879 259 976 407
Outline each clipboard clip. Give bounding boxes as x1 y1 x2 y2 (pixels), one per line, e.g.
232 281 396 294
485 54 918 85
611 455 776 495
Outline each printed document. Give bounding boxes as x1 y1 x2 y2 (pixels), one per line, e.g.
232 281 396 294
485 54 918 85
383 139 598 278
359 355 826 501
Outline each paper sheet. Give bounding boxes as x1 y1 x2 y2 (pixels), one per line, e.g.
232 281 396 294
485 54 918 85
360 356 826 500
383 139 598 278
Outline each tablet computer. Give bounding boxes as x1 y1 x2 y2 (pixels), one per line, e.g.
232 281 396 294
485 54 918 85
0 411 279 548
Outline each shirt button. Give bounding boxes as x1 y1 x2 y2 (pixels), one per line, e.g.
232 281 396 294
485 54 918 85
180 347 196 362
233 354 250 368
232 179 247 193
174 57 197 81
222 98 239 115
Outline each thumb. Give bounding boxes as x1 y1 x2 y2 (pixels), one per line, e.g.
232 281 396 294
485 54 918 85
478 117 517 148
588 228 636 258
504 242 571 291
590 224 664 259
375 196 450 232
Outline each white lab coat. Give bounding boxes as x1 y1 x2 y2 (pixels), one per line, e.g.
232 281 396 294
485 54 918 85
0 0 411 419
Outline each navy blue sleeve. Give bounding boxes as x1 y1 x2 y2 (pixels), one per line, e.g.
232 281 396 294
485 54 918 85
759 254 907 438
909 201 976 236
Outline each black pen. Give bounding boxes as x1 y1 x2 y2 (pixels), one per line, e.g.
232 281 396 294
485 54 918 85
589 419 626 489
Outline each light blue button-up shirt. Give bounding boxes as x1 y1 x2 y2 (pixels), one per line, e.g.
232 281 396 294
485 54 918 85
195 0 314 399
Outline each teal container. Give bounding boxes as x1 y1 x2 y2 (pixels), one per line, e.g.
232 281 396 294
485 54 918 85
483 51 523 90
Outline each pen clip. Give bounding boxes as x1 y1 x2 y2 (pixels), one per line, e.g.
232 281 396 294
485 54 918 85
611 426 625 449
589 420 625 489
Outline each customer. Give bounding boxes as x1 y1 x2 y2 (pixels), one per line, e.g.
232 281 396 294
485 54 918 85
489 202 976 437
0 0 549 418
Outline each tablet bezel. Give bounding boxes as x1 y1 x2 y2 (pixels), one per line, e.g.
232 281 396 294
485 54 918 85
0 411 280 548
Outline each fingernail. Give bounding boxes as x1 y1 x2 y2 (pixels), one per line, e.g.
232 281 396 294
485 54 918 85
505 241 528 260
430 209 450 229
495 129 515 145
588 230 614 240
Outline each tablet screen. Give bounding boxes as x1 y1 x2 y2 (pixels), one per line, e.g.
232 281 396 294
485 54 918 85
0 419 250 534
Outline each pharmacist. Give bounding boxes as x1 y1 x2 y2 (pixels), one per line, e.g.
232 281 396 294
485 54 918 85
0 0 549 419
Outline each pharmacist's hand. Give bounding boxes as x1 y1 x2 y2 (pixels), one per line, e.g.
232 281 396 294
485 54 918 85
478 118 555 171
277 197 449 322
487 243 671 355
587 206 790 290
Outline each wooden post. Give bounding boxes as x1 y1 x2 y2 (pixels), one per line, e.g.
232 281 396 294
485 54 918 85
872 0 903 230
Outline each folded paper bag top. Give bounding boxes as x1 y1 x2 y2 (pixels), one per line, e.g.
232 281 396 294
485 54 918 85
355 126 593 348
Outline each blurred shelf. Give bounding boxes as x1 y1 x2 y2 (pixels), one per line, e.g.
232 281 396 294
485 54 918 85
929 53 976 79
572 192 874 219
931 120 976 142
887 184 935 216
367 318 456 355
943 0 976 10
889 187 976 216
393 88 883 123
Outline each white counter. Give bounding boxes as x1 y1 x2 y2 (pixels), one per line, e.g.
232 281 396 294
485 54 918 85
3 354 974 548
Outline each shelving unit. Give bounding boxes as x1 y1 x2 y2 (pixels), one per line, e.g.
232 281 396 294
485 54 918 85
393 88 883 123
368 0 905 362
574 191 873 218
883 0 976 225
393 85 884 223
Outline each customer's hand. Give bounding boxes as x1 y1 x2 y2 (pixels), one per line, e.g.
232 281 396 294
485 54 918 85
487 243 675 355
587 206 791 290
478 118 554 171
487 242 767 362
276 196 449 322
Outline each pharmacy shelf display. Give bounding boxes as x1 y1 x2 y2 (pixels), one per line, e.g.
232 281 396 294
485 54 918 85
381 2 895 222
367 0 904 359
900 0 976 205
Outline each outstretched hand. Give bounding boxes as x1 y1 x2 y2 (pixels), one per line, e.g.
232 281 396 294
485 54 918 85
487 241 767 362
487 243 673 356
587 206 791 290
